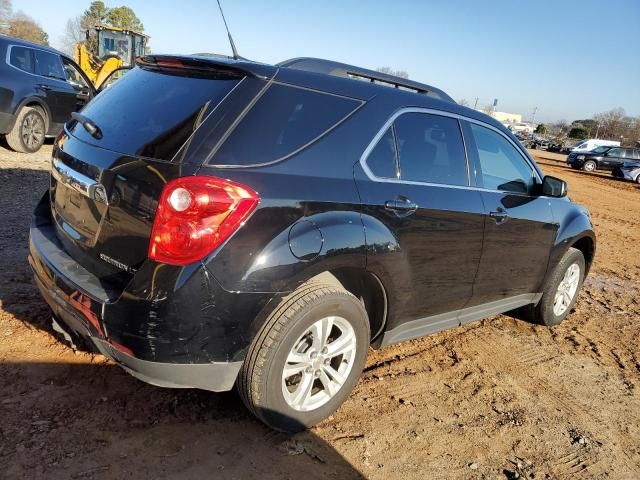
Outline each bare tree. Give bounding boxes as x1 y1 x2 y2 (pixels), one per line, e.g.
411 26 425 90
376 67 409 79
593 108 626 140
7 11 48 45
458 98 470 107
60 15 84 56
481 104 494 115
0 0 12 34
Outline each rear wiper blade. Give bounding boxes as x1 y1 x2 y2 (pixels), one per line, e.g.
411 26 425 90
71 112 102 139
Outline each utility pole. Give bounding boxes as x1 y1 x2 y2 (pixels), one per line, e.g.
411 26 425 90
530 107 538 125
474 97 479 110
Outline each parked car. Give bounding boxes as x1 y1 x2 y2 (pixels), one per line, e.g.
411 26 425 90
531 137 551 150
567 146 640 172
612 160 640 183
29 54 595 432
0 35 96 152
568 138 620 153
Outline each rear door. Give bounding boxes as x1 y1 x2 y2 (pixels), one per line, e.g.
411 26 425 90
462 121 556 309
32 49 78 128
356 110 485 335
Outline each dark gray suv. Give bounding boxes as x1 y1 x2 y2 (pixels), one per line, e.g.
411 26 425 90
0 35 94 153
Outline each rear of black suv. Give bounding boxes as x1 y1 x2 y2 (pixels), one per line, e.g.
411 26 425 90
28 55 373 392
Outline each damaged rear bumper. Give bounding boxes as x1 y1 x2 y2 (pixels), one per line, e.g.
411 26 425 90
28 199 245 392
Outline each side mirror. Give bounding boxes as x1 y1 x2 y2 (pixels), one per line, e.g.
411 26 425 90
541 175 568 197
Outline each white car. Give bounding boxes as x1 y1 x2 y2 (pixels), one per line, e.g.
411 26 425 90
569 139 620 153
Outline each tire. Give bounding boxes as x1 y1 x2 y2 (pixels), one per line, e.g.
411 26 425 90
531 247 585 326
237 283 370 432
5 106 47 153
582 160 596 172
635 174 640 184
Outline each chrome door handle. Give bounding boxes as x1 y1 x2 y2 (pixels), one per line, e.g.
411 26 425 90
385 198 418 214
51 158 108 204
489 208 509 224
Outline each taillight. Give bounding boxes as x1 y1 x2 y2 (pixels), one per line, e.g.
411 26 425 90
148 176 259 265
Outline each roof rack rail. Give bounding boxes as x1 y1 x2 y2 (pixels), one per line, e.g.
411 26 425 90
277 57 454 103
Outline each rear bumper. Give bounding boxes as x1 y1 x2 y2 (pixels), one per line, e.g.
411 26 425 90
29 195 247 392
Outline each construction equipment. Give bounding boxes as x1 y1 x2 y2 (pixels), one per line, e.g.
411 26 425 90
75 25 149 87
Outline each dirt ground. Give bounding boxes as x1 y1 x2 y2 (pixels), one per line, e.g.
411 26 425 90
0 142 638 479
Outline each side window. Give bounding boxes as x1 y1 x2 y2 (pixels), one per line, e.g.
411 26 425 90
468 123 534 194
61 57 89 89
623 148 635 159
633 149 640 160
9 46 34 73
366 127 398 179
393 112 467 186
607 148 623 157
213 84 361 166
33 50 66 81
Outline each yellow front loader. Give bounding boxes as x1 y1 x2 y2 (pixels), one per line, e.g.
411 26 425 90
75 25 149 87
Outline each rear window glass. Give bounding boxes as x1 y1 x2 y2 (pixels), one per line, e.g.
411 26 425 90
211 83 361 166
367 127 398 179
69 67 240 160
9 46 34 73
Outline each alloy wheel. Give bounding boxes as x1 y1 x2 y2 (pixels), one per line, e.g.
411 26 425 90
553 263 580 316
282 316 357 412
21 112 45 150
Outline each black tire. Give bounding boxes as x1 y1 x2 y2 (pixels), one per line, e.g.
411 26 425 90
531 247 585 326
582 160 597 172
237 283 370 432
5 106 47 153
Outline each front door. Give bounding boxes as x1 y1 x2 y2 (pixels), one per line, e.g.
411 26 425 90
33 49 78 130
462 121 557 309
355 111 485 337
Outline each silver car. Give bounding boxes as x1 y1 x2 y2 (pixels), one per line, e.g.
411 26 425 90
613 161 640 183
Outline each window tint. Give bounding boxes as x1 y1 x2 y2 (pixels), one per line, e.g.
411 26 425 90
633 149 640 160
33 50 65 80
367 128 398 178
213 83 360 166
9 46 34 73
607 148 623 157
623 148 635 159
393 113 467 186
62 57 89 89
469 123 533 194
69 67 239 160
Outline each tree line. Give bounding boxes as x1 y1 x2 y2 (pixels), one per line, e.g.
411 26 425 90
0 0 144 53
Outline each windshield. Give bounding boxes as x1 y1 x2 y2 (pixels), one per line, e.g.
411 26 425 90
98 29 133 65
592 146 610 153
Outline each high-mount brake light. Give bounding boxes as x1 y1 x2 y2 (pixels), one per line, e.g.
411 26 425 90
148 176 259 265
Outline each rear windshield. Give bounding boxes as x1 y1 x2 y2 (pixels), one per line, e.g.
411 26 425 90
210 83 361 166
69 67 239 160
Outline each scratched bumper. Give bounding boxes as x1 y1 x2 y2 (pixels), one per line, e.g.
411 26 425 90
28 193 271 392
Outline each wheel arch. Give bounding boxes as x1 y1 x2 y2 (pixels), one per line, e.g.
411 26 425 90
10 97 51 132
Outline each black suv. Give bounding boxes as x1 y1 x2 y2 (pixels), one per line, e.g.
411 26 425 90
566 145 640 172
0 35 95 153
29 55 595 431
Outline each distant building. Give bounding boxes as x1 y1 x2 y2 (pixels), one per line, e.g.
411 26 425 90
490 111 522 123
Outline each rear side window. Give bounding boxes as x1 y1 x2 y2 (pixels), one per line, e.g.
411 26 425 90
212 83 361 166
33 50 65 80
69 67 240 160
9 46 34 73
367 128 398 178
394 113 468 186
468 123 534 193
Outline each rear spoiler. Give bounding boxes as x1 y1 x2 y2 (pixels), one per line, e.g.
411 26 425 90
137 55 277 80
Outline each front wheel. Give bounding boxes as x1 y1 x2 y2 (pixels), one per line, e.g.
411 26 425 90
582 160 597 172
237 283 370 432
531 247 585 326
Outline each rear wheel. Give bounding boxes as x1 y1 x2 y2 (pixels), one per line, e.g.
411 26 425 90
5 106 47 153
237 283 370 432
582 160 596 172
531 247 585 326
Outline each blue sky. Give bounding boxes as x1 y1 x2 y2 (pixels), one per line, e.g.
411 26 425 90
13 0 640 122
